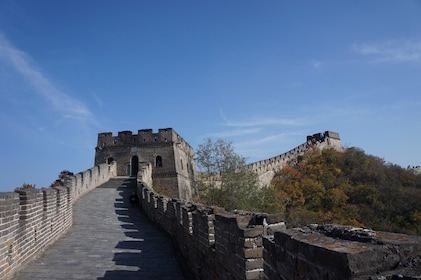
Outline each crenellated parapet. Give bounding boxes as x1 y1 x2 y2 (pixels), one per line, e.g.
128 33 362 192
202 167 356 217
137 177 286 280
137 174 421 280
95 128 196 201
0 162 117 280
96 128 193 153
3 129 420 279
248 131 343 186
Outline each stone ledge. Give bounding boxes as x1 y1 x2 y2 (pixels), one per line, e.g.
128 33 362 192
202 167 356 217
269 225 421 279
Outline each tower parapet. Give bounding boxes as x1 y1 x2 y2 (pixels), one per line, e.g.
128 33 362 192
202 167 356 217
94 128 195 200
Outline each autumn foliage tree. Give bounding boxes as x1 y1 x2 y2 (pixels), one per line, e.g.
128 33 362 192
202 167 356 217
267 147 421 235
50 170 74 187
15 183 36 191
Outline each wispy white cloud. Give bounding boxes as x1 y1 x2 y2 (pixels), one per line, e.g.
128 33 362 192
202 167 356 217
209 127 261 138
236 133 289 148
225 118 299 127
235 131 305 162
0 32 93 124
311 60 322 69
352 39 421 63
92 92 103 107
219 110 300 128
211 111 305 161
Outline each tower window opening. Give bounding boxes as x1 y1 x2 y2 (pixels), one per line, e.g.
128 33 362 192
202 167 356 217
156 156 162 167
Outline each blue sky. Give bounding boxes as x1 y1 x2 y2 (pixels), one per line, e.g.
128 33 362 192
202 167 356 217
1 1 420 191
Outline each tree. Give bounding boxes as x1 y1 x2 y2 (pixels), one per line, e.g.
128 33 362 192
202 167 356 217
15 183 36 191
272 146 421 234
270 166 304 211
50 170 74 187
195 138 261 211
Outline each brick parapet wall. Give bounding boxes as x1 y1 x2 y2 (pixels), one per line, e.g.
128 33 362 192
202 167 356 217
247 131 344 187
137 170 421 279
137 180 284 280
0 162 117 280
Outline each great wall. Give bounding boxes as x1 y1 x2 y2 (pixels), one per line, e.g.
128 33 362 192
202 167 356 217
248 131 343 187
1 128 420 279
0 162 117 279
138 177 421 280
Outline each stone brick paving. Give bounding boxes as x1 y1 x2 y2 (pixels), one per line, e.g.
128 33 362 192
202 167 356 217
14 178 184 280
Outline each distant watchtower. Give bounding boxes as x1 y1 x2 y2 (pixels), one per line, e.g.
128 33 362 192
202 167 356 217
94 128 195 200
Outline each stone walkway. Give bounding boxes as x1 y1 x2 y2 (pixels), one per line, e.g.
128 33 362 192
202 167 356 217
14 178 184 280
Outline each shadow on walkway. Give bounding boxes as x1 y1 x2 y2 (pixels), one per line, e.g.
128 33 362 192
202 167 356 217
98 179 184 280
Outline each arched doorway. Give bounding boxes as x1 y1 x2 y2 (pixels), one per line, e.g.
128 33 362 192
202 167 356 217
131 155 139 177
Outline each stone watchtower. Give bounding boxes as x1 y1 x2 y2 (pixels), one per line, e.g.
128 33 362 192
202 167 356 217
94 128 195 200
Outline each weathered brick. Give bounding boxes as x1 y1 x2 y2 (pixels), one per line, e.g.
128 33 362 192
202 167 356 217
0 162 116 280
242 247 263 259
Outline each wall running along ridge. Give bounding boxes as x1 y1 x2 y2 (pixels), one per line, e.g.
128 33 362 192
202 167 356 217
0 162 117 280
248 131 343 186
2 129 420 279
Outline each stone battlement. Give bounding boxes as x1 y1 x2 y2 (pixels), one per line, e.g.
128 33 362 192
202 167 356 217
2 129 420 279
248 131 343 186
137 179 421 280
96 128 193 152
95 128 195 200
0 162 117 280
139 180 284 280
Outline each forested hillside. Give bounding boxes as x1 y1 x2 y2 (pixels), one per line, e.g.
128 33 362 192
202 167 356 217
263 147 421 235
194 139 421 236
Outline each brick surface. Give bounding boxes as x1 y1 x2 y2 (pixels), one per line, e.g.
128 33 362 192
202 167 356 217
14 178 184 280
